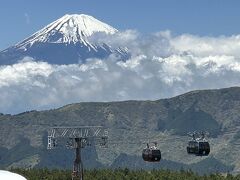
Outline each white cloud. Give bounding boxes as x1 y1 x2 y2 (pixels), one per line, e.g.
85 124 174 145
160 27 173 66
1 31 240 113
24 13 30 24
169 34 240 58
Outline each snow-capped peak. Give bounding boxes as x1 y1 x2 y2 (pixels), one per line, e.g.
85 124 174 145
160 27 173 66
16 14 118 48
58 14 117 36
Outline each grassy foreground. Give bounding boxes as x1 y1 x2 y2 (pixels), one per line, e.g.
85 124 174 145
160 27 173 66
11 168 240 180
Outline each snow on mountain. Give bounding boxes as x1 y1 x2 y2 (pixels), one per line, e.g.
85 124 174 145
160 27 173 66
0 14 128 65
15 14 117 50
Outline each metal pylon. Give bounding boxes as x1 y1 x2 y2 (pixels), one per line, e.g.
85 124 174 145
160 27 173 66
72 138 83 180
47 126 108 180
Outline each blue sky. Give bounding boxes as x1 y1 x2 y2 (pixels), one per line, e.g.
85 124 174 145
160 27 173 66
0 0 240 50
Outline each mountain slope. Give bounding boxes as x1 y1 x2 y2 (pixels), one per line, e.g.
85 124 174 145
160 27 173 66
0 14 128 65
0 87 240 173
16 14 117 47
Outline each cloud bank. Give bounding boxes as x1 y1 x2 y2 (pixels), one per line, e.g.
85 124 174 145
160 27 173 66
1 31 240 113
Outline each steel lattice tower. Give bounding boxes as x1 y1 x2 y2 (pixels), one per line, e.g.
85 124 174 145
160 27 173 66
47 126 108 180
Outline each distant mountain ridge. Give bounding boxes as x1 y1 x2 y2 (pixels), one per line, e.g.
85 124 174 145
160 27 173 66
1 87 240 173
0 14 128 65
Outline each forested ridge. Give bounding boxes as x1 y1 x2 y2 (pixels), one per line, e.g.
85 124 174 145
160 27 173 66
2 87 240 173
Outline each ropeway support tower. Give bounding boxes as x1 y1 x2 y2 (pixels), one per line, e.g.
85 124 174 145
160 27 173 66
47 126 108 180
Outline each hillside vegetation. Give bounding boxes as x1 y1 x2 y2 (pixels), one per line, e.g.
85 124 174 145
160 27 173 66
11 168 240 180
1 87 240 174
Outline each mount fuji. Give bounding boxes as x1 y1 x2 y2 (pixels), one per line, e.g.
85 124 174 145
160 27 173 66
0 14 128 65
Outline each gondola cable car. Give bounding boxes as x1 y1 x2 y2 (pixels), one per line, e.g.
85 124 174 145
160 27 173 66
187 131 210 156
142 142 161 162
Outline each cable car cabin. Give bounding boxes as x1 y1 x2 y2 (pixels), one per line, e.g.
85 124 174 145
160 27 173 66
142 144 161 162
187 140 210 156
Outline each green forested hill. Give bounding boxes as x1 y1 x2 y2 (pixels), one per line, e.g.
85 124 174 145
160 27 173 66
1 87 240 174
